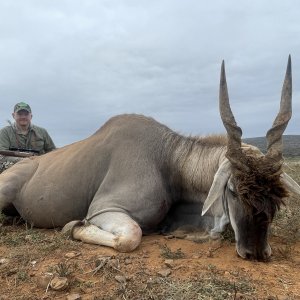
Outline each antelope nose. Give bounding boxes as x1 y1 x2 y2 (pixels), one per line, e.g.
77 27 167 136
244 250 255 260
237 244 271 261
261 245 272 260
243 248 271 261
255 245 272 261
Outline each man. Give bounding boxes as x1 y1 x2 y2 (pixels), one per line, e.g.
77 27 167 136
0 102 56 173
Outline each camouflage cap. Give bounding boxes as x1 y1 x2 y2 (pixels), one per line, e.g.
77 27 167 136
14 102 31 113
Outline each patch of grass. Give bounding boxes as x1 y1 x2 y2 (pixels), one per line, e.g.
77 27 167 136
271 159 300 246
221 224 235 243
0 225 80 265
0 225 45 246
0 212 6 224
159 244 185 259
0 229 26 246
54 262 74 277
16 270 29 282
284 158 300 185
37 230 77 253
273 204 300 242
72 278 96 293
115 272 255 300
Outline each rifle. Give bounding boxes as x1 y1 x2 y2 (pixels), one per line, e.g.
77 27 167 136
9 147 40 154
0 149 37 158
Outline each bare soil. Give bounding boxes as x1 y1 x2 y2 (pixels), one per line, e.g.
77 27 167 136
0 225 299 300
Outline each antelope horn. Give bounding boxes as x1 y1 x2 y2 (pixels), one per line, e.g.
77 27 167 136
219 61 248 171
266 56 292 159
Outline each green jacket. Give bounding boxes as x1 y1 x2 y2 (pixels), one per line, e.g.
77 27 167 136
0 123 56 155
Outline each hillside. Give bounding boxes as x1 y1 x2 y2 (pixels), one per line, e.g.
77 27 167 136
244 135 300 157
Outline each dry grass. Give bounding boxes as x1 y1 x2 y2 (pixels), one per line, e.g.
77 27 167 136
269 158 300 259
91 265 256 300
159 244 186 259
273 159 300 241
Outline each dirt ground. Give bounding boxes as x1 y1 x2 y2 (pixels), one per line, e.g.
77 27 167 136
0 225 299 300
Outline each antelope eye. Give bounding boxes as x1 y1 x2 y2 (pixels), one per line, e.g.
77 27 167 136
228 182 238 197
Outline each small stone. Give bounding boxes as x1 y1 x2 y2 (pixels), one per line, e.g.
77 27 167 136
29 270 37 277
206 250 214 258
6 268 18 276
25 235 32 241
36 275 52 289
125 259 132 265
115 275 126 283
164 235 175 239
107 258 119 269
66 294 81 300
74 276 85 283
164 259 174 268
50 276 68 291
0 258 9 264
65 251 80 258
157 268 171 277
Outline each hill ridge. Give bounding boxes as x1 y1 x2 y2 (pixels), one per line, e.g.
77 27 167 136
243 135 300 157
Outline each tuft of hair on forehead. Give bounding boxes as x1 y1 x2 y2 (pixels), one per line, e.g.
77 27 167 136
231 154 288 219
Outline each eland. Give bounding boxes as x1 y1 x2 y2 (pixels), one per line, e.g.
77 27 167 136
0 56 299 261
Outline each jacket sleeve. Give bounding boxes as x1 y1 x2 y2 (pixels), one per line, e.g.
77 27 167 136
0 128 11 151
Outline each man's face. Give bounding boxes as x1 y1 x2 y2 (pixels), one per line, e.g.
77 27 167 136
12 110 32 128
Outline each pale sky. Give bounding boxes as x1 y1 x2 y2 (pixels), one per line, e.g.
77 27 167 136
0 0 299 146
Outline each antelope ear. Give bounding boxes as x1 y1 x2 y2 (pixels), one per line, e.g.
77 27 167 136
202 159 231 216
281 172 300 195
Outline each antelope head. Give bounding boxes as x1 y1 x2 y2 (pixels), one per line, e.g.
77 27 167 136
202 56 300 261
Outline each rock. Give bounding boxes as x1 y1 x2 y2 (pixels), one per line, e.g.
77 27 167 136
164 259 174 268
25 235 32 241
50 276 69 291
6 268 18 276
30 260 37 266
125 275 133 281
66 294 81 300
124 259 132 265
65 251 80 259
115 275 126 283
206 250 214 258
36 275 53 289
0 258 9 265
107 258 119 269
157 268 171 277
164 234 175 239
